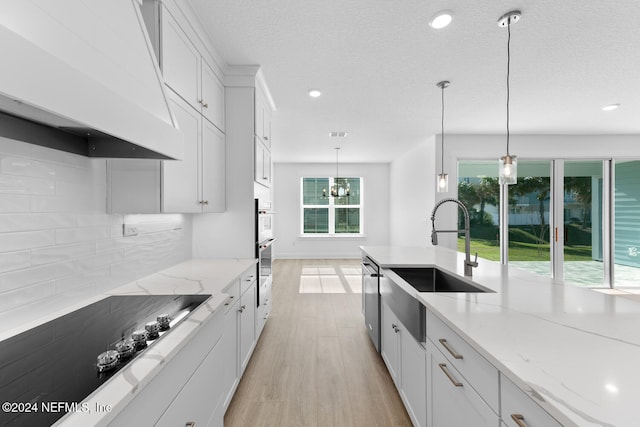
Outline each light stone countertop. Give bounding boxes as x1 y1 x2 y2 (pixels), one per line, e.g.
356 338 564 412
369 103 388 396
54 258 257 427
362 245 640 427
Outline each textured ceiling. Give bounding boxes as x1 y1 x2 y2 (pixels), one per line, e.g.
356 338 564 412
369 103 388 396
188 0 640 163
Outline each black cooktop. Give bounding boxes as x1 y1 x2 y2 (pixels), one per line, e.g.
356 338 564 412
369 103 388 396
0 294 210 427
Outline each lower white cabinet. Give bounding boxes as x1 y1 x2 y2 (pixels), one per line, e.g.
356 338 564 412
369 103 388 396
239 280 257 374
501 375 563 427
256 278 272 337
220 290 240 411
107 303 225 426
155 331 226 426
430 346 500 427
380 298 427 427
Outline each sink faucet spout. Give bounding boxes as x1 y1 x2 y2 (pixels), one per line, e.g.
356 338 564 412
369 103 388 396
430 198 478 277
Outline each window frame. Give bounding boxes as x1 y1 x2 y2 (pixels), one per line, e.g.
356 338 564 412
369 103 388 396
300 177 364 237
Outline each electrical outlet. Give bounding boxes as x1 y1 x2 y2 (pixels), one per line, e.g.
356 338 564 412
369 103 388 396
123 225 138 237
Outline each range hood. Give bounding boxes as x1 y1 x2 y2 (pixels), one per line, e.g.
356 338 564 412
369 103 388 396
0 0 183 160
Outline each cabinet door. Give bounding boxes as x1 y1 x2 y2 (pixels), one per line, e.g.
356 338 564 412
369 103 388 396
201 120 225 212
400 325 427 427
501 375 563 427
239 282 256 374
221 298 239 411
161 7 199 110
263 147 272 185
201 59 225 132
381 299 400 386
430 348 500 427
155 337 225 427
163 91 201 213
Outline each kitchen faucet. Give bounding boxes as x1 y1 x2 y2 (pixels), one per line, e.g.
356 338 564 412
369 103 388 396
430 198 478 277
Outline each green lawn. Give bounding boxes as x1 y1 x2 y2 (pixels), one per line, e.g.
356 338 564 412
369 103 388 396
456 223 593 262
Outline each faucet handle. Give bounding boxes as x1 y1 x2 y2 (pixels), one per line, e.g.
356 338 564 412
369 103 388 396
472 252 479 267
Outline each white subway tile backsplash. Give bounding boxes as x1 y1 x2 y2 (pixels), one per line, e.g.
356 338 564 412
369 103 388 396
0 230 55 252
0 213 75 232
0 156 56 179
31 242 95 266
0 281 56 312
0 194 30 212
0 138 192 332
0 251 31 274
55 226 110 244
0 261 76 293
77 251 124 272
0 174 55 195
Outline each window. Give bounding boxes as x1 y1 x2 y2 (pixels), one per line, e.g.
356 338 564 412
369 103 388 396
301 177 362 235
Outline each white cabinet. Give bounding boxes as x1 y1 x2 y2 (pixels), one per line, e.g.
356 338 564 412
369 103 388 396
256 278 272 337
381 298 400 386
161 6 224 132
162 90 225 213
501 375 563 427
107 303 225 426
254 88 271 148
380 298 427 427
430 346 500 427
155 330 226 427
220 289 240 411
254 137 272 188
239 280 257 374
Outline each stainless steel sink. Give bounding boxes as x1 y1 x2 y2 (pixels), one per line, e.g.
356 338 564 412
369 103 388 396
391 267 492 293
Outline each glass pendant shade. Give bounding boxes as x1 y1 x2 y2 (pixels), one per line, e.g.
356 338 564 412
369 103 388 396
437 173 449 192
499 155 517 185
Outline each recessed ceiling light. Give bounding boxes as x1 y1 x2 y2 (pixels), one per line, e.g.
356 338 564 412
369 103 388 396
602 103 620 111
308 89 322 98
429 10 453 29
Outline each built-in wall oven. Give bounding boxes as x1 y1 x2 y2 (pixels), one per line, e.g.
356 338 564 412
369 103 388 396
362 256 381 352
256 199 275 308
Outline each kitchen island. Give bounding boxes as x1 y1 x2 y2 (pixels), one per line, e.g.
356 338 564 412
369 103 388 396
362 245 640 427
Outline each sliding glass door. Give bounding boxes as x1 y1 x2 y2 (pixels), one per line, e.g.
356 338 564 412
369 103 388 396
614 160 640 287
562 161 605 286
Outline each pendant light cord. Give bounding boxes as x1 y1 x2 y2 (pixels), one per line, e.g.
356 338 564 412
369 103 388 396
440 84 445 174
506 18 511 156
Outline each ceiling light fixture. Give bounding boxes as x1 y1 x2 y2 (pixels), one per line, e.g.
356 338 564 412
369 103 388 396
436 80 450 192
429 10 453 29
602 103 620 111
498 10 521 186
325 147 350 198
308 89 322 98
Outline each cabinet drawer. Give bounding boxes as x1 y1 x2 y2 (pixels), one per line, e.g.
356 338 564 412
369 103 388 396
240 267 257 295
427 309 499 413
431 347 500 427
501 375 563 427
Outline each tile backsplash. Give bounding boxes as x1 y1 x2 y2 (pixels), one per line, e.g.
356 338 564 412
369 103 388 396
0 137 192 333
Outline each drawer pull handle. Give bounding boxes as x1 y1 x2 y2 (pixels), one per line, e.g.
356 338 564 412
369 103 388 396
439 338 463 359
186 422 196 427
511 414 528 427
438 363 463 387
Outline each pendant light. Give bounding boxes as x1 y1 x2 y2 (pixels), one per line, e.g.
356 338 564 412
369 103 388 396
498 10 521 185
436 80 450 192
330 147 350 197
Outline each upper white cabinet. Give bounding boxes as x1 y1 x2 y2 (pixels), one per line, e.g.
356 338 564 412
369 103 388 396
254 88 271 148
163 91 225 213
255 137 272 188
161 6 225 132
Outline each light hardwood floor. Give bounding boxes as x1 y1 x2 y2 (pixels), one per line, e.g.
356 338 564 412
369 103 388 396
224 259 413 427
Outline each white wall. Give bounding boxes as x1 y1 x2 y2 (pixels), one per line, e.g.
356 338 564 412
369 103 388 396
274 162 390 259
389 137 436 247
0 138 192 334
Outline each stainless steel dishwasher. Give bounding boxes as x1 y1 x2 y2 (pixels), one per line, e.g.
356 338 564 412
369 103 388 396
362 256 381 352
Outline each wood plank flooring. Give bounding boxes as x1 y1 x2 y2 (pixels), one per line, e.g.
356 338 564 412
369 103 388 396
224 259 412 427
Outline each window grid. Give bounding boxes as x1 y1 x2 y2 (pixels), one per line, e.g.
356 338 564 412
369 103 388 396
301 177 363 235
